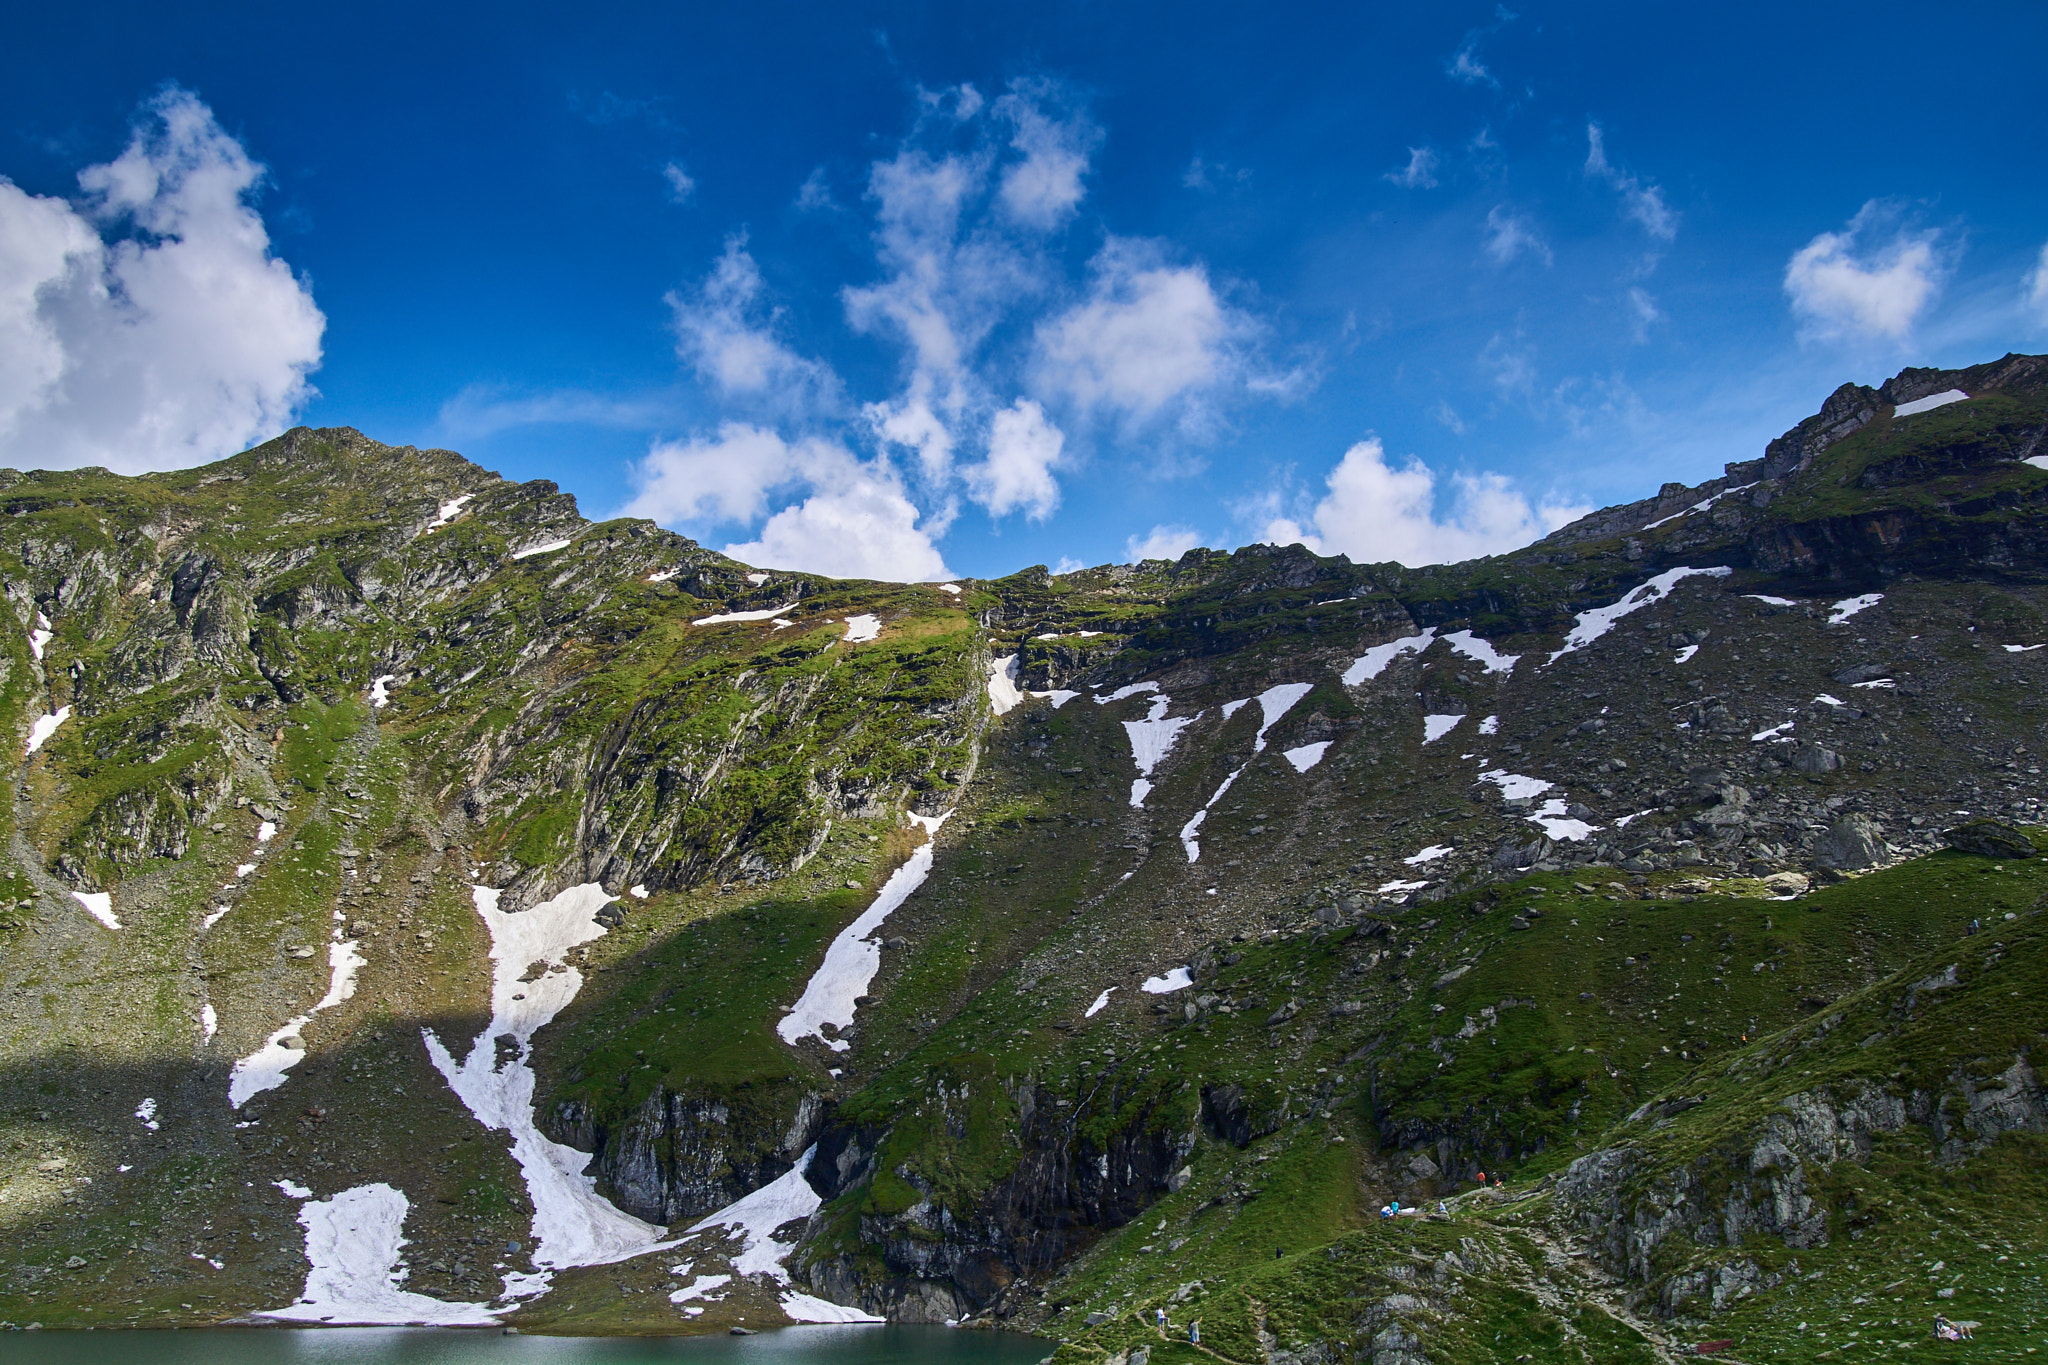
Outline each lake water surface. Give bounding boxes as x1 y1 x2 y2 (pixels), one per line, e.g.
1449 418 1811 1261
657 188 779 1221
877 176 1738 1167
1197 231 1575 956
2 1323 1050 1365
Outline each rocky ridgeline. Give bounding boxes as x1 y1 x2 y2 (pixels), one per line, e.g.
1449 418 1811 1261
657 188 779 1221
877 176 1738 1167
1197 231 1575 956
0 356 2044 1351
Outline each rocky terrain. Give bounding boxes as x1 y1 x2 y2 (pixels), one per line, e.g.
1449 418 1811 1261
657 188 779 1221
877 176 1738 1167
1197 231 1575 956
0 354 2045 1359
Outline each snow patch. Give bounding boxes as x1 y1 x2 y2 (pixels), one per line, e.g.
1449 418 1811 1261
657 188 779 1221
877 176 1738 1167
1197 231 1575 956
1642 482 1757 530
841 613 881 643
646 568 680 583
423 883 674 1283
1343 629 1436 685
783 1291 887 1324
1746 594 1799 607
28 612 52 661
1673 645 1699 664
229 938 366 1107
1478 769 1553 801
1614 810 1655 828
368 675 397 709
1094 682 1161 704
510 538 572 560
203 906 231 929
1527 799 1598 842
683 1146 876 1321
201 1004 217 1039
425 494 473 531
1142 967 1193 994
1220 699 1249 719
778 814 950 1052
72 890 119 930
2004 643 2047 653
1547 567 1732 664
746 572 769 585
986 656 1026 716
1282 741 1331 773
1852 678 1895 690
1376 879 1430 895
261 1183 498 1325
668 1273 730 1306
628 884 648 899
1751 721 1796 743
1180 683 1316 863
1404 845 1453 865
258 821 277 843
1035 689 1079 709
275 1179 312 1199
1084 987 1117 1017
1477 715 1499 735
1827 593 1882 625
1422 714 1464 744
1892 389 1968 418
694 602 799 625
1119 692 1198 807
135 1098 159 1131
936 583 961 595
1441 630 1519 674
26 704 71 755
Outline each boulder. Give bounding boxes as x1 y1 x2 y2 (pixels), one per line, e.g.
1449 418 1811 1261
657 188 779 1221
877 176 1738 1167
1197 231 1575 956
1761 871 1810 896
1813 814 1886 871
1790 742 1842 775
1831 663 1892 685
1942 819 2036 859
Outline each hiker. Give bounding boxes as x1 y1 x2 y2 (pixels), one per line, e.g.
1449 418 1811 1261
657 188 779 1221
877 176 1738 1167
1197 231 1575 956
1475 1170 1486 1185
1157 1307 1167 1331
1390 1198 1400 1217
1189 1321 1200 1345
1935 1315 1964 1341
1438 1201 1447 1215
1380 1204 1392 1219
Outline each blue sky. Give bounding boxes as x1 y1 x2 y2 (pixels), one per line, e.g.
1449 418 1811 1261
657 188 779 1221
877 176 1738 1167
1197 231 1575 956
4 1 2045 580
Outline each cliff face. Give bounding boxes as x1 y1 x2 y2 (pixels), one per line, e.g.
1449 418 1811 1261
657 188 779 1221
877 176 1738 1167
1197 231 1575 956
0 358 2045 1354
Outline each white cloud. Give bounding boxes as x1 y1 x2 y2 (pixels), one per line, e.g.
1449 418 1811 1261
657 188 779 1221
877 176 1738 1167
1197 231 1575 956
967 398 1066 520
1035 238 1251 422
669 234 836 408
1584 124 1677 241
1627 286 1661 337
1483 206 1552 266
622 422 948 581
1384 147 1440 190
1784 201 1943 340
993 83 1098 230
795 167 835 212
1429 400 1467 434
1447 40 1496 88
2025 241 2048 328
437 386 678 440
1262 437 1585 568
662 161 696 203
1125 523 1203 563
1052 555 1087 574
0 88 323 472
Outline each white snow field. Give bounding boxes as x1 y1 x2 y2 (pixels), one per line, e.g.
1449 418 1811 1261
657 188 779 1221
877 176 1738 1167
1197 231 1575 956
1282 741 1331 773
1827 593 1883 625
423 883 676 1285
1642 482 1757 530
1746 594 1799 606
263 1183 499 1325
841 613 881 643
986 656 1026 715
1892 389 1968 417
936 582 961 594
1180 682 1316 863
229 937 366 1107
1752 720 1796 742
368 674 397 708
201 1004 218 1039
1477 715 1499 735
1403 845 1453 865
510 537 574 560
1477 769 1553 801
28 611 51 660
1673 645 1700 664
1085 987 1117 1017
2005 643 2047 653
778 814 950 1052
647 568 680 583
1546 566 1732 664
694 602 799 626
1441 630 1519 673
1118 691 1199 807
746 572 770 585
26 704 71 755
1376 878 1430 895
71 890 119 930
1142 967 1194 993
669 1271 731 1309
684 1148 884 1323
1422 714 1464 744
425 493 473 530
1526 799 1597 842
1342 628 1435 684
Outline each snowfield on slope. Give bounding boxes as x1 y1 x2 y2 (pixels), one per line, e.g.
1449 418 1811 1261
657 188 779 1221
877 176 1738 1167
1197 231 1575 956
683 1148 883 1323
1547 567 1732 664
263 1183 498 1325
1180 682 1315 862
424 883 675 1289
778 813 950 1052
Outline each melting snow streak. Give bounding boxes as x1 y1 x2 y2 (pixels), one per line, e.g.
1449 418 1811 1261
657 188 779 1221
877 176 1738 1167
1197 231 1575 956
1547 566 1732 664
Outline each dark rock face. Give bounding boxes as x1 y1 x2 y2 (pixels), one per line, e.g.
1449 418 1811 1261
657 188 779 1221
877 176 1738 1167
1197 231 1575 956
1762 382 1880 481
548 1087 825 1225
1942 819 2037 859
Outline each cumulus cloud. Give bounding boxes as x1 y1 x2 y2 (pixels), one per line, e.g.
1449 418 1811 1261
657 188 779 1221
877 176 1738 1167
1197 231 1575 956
1584 124 1677 240
1261 438 1584 568
1035 237 1254 423
1784 201 1943 340
1126 523 1204 564
1483 206 1552 266
662 161 696 203
622 422 948 581
669 234 836 409
0 88 323 472
2025 242 2048 329
1384 147 1440 189
967 398 1066 520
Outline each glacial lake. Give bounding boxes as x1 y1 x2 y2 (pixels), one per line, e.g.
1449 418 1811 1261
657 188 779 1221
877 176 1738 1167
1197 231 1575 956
2 1323 1051 1365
